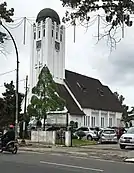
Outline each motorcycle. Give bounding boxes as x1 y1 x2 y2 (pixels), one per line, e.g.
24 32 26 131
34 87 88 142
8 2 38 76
0 138 18 154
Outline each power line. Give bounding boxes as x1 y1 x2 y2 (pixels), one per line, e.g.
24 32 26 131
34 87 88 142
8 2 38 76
0 69 16 77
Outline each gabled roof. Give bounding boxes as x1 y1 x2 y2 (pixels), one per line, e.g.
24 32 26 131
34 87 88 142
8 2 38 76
65 70 123 113
56 83 85 115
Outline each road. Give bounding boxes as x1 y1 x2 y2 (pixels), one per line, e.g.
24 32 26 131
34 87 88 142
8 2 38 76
0 151 134 173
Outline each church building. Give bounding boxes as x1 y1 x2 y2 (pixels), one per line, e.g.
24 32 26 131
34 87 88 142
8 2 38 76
26 8 123 128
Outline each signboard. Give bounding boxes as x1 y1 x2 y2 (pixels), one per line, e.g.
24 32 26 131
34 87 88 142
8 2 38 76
46 113 66 125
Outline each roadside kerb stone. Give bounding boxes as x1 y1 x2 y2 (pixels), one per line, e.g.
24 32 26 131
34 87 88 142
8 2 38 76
19 146 127 162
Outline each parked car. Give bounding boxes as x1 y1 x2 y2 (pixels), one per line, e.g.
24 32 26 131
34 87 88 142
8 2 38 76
119 127 134 149
73 127 98 140
99 128 118 144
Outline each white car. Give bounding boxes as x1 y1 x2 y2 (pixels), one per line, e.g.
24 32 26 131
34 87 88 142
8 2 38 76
119 127 134 149
74 127 98 140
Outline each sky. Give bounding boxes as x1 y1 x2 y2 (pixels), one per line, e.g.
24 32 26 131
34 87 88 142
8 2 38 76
0 0 134 108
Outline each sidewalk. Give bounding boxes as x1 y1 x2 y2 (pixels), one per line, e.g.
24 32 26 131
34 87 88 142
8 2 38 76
19 144 128 162
19 139 120 150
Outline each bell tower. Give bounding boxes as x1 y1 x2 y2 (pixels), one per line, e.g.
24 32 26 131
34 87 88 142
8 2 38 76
29 8 65 94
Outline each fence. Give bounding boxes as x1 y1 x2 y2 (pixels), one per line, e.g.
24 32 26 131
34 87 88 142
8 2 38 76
31 130 56 144
31 130 72 146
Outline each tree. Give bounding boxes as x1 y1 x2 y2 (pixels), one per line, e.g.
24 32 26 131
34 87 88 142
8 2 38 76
0 2 14 53
27 65 66 130
114 91 129 124
0 98 8 129
114 91 125 105
2 81 24 126
60 0 134 49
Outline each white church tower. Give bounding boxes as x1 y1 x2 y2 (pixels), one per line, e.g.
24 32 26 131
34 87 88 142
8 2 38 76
28 8 65 105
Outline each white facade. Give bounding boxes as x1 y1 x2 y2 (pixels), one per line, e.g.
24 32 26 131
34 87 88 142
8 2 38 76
28 16 65 105
82 108 122 128
24 9 123 129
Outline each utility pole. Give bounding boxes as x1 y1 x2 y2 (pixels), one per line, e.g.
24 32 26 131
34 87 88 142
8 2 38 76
0 21 19 140
21 75 28 144
24 75 28 119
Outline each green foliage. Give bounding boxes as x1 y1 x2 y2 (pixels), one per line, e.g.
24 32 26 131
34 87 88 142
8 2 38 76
61 0 134 28
0 2 14 44
0 81 24 128
114 91 130 123
27 65 66 121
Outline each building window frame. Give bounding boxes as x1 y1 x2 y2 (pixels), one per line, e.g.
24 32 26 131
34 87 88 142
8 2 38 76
43 29 45 37
38 30 41 38
34 32 36 39
101 117 105 128
56 32 58 39
60 34 62 42
109 117 112 127
91 116 95 127
52 30 54 37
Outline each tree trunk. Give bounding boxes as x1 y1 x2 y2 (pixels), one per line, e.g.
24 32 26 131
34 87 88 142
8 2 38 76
43 117 46 131
43 113 46 131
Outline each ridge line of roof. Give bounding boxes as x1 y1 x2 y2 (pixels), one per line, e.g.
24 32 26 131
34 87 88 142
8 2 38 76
65 69 102 83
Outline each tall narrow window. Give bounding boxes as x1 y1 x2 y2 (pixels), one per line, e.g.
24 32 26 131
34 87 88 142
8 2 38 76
84 116 85 126
60 34 62 42
38 30 41 38
88 116 90 127
34 32 36 39
56 32 58 39
109 118 112 127
91 117 94 127
43 29 45 37
101 117 104 128
93 117 95 127
52 30 54 37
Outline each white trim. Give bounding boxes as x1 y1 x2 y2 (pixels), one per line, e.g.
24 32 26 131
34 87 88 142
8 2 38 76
64 81 83 111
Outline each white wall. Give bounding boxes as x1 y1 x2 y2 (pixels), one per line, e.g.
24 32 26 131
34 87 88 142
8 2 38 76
116 112 122 126
31 131 55 144
69 114 83 127
30 17 65 89
83 108 122 128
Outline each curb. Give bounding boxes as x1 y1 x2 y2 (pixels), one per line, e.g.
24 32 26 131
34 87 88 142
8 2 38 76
19 148 52 153
19 148 88 156
68 151 88 156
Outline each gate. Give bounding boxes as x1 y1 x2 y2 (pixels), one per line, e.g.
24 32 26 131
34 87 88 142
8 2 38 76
55 128 65 145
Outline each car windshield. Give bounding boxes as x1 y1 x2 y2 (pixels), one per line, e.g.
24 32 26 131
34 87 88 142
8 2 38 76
103 130 115 134
127 127 134 134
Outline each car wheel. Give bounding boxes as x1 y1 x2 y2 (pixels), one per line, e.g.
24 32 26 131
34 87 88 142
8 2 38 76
87 135 92 141
12 146 18 154
120 144 126 149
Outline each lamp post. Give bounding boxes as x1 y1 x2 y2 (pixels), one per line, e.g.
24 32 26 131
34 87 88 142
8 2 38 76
0 21 19 140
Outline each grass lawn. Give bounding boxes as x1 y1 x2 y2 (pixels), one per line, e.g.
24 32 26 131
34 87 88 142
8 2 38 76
72 139 97 147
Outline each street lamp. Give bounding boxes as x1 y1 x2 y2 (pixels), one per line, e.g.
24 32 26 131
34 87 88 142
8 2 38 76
0 21 19 140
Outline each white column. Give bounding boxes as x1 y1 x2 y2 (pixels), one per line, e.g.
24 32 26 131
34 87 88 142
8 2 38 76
52 131 56 145
89 109 92 127
108 112 110 127
99 110 101 127
65 131 71 147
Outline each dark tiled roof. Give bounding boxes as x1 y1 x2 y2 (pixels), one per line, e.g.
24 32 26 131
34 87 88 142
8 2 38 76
56 83 85 115
65 70 123 113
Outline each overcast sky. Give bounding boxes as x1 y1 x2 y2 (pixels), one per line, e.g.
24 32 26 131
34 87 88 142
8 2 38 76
0 0 134 107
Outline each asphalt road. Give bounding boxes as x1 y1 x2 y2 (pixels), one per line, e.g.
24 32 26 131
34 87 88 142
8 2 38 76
0 151 134 173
